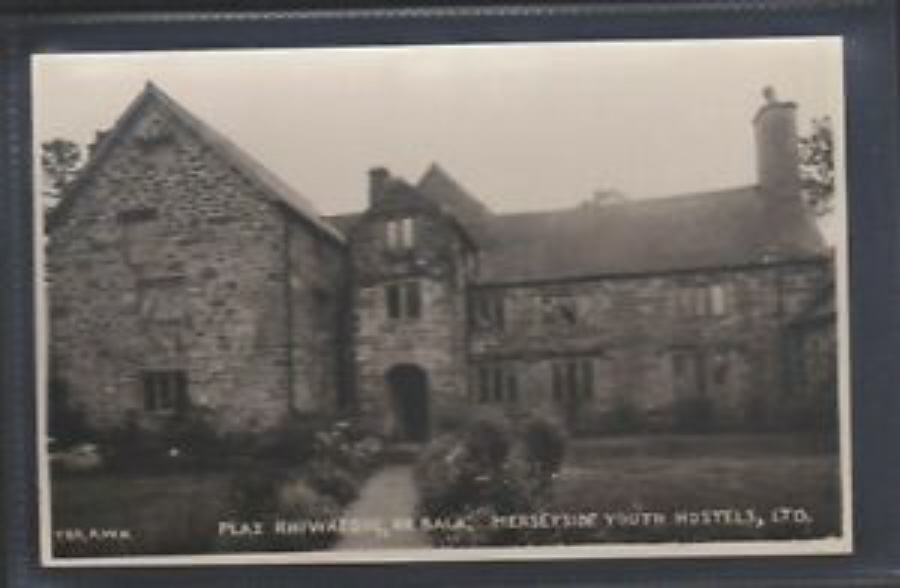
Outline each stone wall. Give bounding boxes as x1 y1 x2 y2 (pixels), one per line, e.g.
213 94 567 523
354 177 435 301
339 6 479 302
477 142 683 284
285 214 348 415
47 100 339 434
349 183 473 439
468 258 833 431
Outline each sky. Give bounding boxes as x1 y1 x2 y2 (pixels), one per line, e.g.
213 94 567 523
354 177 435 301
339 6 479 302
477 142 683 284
32 38 844 216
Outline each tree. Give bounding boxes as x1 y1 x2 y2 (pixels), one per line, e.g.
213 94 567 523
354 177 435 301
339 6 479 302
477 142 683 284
41 138 83 210
798 116 835 217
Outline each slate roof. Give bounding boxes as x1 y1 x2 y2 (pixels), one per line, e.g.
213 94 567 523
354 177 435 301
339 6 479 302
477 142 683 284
416 164 493 241
49 82 343 243
53 82 826 279
477 187 827 282
326 165 827 282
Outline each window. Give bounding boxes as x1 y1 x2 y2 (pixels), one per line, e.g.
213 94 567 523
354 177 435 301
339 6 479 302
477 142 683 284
542 294 581 329
551 358 594 403
142 370 188 413
474 363 518 405
386 217 415 251
471 291 505 331
710 285 727 316
385 280 422 319
675 284 729 317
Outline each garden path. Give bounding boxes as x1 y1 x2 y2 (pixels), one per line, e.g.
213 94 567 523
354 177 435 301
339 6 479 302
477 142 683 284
333 464 431 551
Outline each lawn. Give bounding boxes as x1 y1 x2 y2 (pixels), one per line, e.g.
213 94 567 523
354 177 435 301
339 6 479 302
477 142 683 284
50 433 843 556
51 470 234 557
548 434 842 544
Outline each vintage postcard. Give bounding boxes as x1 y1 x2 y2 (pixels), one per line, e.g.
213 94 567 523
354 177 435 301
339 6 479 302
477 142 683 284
34 38 851 566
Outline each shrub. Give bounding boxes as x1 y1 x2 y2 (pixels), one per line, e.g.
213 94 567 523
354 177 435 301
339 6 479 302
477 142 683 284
255 413 322 466
219 473 341 552
674 397 715 433
603 401 643 435
271 479 341 550
520 415 566 480
228 463 286 517
102 412 161 472
159 406 221 467
97 408 224 473
414 413 567 547
303 459 359 506
463 412 513 472
47 378 95 449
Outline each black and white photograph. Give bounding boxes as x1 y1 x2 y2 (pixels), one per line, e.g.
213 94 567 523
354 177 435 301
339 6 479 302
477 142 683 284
34 38 851 565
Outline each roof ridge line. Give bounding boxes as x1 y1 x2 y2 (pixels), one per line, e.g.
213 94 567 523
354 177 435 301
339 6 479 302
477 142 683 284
137 82 344 243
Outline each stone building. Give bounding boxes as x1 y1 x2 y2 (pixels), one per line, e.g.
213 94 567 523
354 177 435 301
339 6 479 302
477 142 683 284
46 82 837 440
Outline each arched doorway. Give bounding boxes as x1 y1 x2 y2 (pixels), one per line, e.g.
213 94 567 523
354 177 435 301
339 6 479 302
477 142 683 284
386 364 430 442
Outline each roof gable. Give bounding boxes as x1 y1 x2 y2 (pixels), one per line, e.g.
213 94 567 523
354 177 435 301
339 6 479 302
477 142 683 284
416 163 493 244
47 82 343 244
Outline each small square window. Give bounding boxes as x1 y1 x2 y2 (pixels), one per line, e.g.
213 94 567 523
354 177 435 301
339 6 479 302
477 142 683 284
385 280 423 320
142 370 188 413
551 358 595 403
386 217 415 251
473 363 518 405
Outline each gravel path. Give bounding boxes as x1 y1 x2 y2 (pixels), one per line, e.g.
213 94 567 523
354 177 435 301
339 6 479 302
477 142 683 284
333 465 431 550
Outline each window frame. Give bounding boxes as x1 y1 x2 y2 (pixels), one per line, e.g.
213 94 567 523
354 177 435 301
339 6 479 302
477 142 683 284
384 279 423 320
474 362 519 405
551 357 595 403
142 370 188 414
471 290 506 331
675 283 729 318
386 216 415 251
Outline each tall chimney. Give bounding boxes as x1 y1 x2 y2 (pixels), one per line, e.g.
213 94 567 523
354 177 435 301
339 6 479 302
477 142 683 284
368 166 390 206
753 86 801 202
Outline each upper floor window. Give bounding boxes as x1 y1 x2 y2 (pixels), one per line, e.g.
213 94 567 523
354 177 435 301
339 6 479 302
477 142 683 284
386 280 422 320
541 293 580 329
551 358 594 403
471 291 505 331
142 370 188 413
386 217 415 251
675 284 729 317
474 363 518 405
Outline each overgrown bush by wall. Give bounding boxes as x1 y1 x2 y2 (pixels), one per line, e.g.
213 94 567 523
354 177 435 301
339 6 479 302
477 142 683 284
414 411 568 547
212 416 386 551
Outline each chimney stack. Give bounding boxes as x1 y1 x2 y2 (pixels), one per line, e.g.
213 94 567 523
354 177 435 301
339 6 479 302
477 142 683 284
369 166 390 206
753 86 801 202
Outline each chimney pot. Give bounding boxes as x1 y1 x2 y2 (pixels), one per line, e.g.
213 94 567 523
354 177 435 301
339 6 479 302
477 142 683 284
369 167 390 206
753 87 800 203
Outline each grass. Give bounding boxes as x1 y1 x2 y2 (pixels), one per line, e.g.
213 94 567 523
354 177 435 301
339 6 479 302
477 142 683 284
51 470 234 557
50 433 843 556
548 433 842 544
